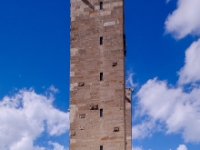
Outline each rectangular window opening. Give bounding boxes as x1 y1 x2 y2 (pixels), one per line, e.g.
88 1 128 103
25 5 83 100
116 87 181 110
100 145 103 150
100 109 103 117
100 2 103 10
100 37 103 45
100 72 103 81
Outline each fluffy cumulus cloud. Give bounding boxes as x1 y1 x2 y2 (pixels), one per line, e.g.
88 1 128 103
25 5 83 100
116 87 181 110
165 0 200 85
132 0 200 143
132 146 143 150
177 144 187 150
178 39 200 84
165 0 200 39
133 78 200 142
49 142 68 150
132 120 155 139
0 88 69 150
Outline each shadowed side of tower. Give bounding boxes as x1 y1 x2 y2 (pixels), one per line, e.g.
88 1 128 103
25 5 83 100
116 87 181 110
70 0 132 150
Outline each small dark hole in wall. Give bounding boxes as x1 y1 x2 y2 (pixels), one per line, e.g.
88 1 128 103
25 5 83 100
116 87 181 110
100 109 103 117
100 145 103 150
100 37 103 45
100 72 103 81
100 2 103 10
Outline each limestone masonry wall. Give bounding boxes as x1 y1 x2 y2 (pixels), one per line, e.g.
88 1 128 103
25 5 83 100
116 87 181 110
70 0 131 149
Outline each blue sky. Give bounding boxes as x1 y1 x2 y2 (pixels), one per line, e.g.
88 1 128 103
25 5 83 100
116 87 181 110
127 0 200 150
0 0 200 150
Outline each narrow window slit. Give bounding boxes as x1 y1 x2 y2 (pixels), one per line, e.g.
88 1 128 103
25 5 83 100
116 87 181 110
100 37 103 45
100 109 103 117
100 72 103 81
100 145 103 150
100 2 103 10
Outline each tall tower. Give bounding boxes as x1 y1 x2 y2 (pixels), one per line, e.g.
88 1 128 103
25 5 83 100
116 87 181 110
70 0 132 150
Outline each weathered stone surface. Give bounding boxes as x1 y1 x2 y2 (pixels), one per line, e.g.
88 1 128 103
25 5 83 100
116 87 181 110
70 0 131 150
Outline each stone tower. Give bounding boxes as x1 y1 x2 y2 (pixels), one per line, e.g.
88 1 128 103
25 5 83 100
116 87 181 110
70 0 132 150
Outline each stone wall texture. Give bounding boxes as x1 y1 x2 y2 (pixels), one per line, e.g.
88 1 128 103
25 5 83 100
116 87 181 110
70 0 132 150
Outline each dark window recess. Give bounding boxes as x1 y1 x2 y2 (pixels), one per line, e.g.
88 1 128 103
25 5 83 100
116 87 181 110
100 72 103 81
124 34 126 56
100 145 103 150
100 109 103 117
100 2 103 10
100 37 103 45
80 126 85 130
90 104 98 110
112 62 117 67
78 82 85 86
70 131 76 136
113 127 119 132
79 114 86 119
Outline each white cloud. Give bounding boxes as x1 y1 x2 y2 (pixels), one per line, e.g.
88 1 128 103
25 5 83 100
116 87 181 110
178 38 200 84
177 144 187 150
132 146 143 150
132 120 155 139
9 137 45 150
134 0 200 146
49 142 68 150
126 71 137 88
0 88 69 150
135 78 200 142
165 0 200 39
48 85 59 93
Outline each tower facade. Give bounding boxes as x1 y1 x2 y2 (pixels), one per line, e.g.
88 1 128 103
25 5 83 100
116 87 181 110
70 0 132 150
